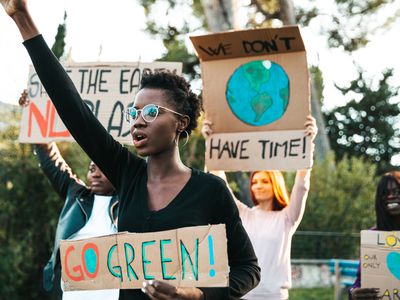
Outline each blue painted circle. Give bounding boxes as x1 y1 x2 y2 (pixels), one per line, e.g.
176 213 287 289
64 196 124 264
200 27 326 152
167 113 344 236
226 60 290 126
84 248 98 274
209 269 216 278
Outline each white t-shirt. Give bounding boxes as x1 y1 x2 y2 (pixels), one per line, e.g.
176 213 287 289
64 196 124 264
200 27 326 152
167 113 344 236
62 195 119 300
237 171 310 300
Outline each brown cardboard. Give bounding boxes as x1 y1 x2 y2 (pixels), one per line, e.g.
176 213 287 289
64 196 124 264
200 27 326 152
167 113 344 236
60 224 229 290
361 230 400 298
206 130 312 171
19 62 182 144
190 26 310 171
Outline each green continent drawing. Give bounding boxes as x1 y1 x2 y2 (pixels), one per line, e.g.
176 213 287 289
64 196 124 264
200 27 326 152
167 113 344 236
243 61 270 91
226 60 290 126
251 93 272 122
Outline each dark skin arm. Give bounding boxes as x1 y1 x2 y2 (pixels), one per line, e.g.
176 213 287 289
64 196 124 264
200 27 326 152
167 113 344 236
142 281 204 300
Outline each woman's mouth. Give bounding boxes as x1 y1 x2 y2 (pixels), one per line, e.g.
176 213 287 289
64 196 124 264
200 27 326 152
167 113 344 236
387 203 400 209
133 132 148 147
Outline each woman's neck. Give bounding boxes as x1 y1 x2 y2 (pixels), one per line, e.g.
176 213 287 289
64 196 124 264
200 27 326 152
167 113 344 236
257 200 273 211
147 146 189 180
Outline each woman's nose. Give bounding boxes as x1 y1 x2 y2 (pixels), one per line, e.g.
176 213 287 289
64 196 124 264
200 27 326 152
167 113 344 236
133 113 146 127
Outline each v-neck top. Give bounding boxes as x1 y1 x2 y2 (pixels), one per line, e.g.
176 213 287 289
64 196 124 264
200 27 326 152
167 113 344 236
24 35 261 300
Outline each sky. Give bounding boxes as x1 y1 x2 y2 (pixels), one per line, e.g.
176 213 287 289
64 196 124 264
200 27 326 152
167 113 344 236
0 0 399 112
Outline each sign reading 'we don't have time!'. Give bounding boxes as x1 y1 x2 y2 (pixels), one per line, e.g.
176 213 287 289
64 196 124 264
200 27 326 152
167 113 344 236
190 26 312 171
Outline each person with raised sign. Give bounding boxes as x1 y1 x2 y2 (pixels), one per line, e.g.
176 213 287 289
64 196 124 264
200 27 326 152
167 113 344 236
19 92 120 300
3 1 260 299
202 115 317 299
349 171 400 300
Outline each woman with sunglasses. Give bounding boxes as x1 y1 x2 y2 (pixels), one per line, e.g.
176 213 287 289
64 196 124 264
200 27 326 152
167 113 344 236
1 1 260 299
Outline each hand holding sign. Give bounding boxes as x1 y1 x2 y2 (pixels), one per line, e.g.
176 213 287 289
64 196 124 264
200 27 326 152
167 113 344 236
141 280 204 300
18 89 29 107
350 288 380 300
304 115 317 142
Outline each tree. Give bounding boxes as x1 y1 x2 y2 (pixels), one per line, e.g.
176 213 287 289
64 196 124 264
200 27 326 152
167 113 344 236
0 13 93 300
291 154 377 259
324 68 400 173
138 0 400 162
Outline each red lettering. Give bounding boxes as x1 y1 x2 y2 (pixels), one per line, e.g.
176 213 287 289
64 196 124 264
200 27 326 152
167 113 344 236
64 245 85 282
48 102 70 137
28 100 50 137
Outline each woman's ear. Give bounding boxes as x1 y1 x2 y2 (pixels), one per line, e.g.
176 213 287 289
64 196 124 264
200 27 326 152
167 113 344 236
177 115 190 132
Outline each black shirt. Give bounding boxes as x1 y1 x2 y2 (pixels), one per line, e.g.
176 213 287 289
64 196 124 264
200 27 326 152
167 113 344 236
24 35 260 299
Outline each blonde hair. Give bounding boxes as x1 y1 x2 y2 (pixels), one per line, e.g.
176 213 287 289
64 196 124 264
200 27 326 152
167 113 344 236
250 170 290 211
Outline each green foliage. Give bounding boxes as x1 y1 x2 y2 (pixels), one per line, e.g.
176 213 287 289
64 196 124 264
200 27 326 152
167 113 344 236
310 66 324 104
50 12 67 60
290 287 337 300
246 0 398 51
0 115 90 300
0 13 92 299
324 69 400 173
138 0 203 78
0 121 60 299
292 153 377 259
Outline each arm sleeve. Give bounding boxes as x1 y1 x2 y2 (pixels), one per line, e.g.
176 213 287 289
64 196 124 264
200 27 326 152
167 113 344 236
285 169 311 229
348 265 361 299
201 182 260 299
35 142 82 199
23 35 140 190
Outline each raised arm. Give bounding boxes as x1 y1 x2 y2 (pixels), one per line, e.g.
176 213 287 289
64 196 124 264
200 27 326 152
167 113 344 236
2 0 137 189
285 115 317 227
18 91 80 199
1 0 39 40
35 143 83 200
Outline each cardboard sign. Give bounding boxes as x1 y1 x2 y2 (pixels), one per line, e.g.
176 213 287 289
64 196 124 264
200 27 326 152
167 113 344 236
190 26 311 171
60 224 229 291
207 130 312 171
19 62 182 144
361 230 400 299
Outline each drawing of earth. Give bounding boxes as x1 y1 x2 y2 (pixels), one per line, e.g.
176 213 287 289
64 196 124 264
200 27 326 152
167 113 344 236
226 60 290 126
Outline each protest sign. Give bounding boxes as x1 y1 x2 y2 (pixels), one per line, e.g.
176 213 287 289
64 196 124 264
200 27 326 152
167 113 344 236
60 224 229 291
19 62 182 144
190 26 311 171
361 230 400 299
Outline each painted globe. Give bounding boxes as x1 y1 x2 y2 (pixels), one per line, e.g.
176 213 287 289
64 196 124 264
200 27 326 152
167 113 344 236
226 60 290 126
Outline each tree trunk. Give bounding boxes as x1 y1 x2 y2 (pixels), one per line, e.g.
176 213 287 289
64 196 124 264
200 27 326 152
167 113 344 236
200 0 239 31
279 0 331 159
200 0 251 204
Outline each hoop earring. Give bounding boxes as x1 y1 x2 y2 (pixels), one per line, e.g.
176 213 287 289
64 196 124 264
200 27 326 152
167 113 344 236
181 130 189 147
175 130 189 147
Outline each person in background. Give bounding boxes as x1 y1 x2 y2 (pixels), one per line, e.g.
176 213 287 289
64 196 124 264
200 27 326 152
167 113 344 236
19 91 119 300
5 2 261 299
349 171 400 300
202 115 317 299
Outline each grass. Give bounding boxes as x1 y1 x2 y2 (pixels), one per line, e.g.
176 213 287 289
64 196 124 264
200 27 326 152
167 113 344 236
290 287 348 300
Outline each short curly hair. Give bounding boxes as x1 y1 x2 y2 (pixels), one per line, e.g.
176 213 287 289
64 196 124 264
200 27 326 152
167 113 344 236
139 72 202 136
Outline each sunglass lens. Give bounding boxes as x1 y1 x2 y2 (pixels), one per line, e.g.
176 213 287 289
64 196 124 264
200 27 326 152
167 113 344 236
129 108 138 122
143 105 158 122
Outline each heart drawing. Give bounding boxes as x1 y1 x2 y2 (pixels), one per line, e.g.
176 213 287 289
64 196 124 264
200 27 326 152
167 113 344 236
387 252 400 280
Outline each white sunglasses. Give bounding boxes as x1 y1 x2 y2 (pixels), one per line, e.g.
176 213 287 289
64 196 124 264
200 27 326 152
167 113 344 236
125 103 188 124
